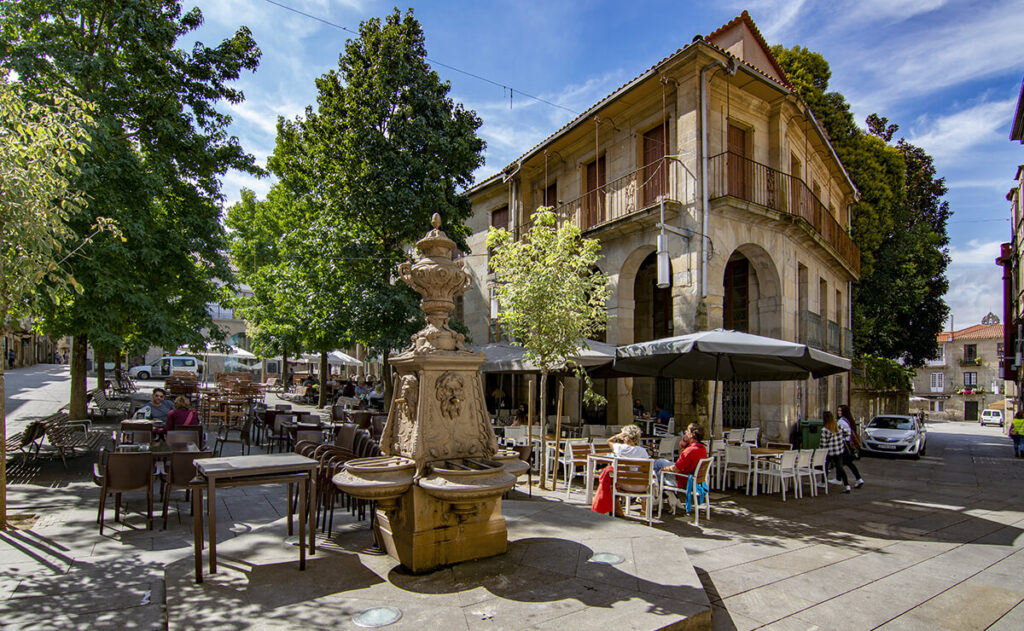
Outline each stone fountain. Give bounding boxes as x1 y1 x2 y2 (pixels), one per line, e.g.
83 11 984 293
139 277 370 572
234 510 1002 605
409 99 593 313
333 214 526 573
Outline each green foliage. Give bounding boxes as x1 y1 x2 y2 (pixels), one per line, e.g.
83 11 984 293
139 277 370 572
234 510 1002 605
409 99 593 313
1 0 261 358
487 207 611 400
854 354 914 391
246 8 484 358
772 44 950 367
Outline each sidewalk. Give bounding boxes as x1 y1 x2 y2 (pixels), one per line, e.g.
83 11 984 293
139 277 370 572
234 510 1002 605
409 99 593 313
2 372 1024 629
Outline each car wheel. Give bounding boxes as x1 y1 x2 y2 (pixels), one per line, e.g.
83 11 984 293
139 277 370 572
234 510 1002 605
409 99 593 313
919 443 926 457
138 371 150 380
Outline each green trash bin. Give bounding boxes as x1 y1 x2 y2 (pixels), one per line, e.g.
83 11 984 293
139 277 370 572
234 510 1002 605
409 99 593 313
800 419 823 449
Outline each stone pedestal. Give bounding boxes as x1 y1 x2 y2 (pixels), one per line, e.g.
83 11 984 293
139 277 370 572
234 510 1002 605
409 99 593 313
375 485 508 573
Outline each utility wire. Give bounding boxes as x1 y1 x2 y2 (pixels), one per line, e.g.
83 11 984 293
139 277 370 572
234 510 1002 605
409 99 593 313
261 0 580 116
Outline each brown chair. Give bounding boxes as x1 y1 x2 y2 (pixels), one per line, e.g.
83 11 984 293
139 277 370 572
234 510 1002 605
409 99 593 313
117 421 152 447
94 450 155 534
512 444 534 498
370 415 387 441
294 428 324 445
333 424 358 451
214 415 253 456
162 451 212 528
166 426 204 450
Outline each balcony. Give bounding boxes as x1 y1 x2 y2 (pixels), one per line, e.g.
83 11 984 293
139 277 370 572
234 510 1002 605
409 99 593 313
707 152 860 275
925 357 947 367
517 158 696 238
827 320 841 354
959 357 983 367
843 327 854 358
801 311 823 350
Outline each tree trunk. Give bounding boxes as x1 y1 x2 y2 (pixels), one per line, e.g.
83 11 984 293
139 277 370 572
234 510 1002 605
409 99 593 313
538 369 548 490
282 350 289 390
1 340 7 530
95 349 105 390
382 350 393 410
114 352 122 385
318 350 329 408
69 334 88 420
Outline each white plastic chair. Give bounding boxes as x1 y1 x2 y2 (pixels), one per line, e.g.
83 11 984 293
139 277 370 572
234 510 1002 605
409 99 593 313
758 449 799 501
611 458 655 525
653 418 675 437
723 444 753 494
742 427 760 446
795 449 816 496
809 448 829 495
725 429 744 445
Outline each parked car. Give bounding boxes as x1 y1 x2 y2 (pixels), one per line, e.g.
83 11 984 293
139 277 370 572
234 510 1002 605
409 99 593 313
128 356 202 380
980 409 1004 428
861 414 927 459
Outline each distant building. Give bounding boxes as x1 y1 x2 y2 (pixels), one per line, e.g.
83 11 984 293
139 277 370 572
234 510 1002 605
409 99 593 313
997 75 1024 408
912 320 1008 420
462 12 859 440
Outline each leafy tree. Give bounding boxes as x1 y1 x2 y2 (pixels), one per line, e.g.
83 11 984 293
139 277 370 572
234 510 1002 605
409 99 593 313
487 208 610 488
1 0 261 417
0 75 98 529
772 45 950 367
266 8 484 396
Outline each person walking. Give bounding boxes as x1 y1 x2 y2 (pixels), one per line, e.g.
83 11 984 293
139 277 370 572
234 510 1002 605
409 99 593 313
1009 409 1024 458
821 411 852 493
838 404 865 488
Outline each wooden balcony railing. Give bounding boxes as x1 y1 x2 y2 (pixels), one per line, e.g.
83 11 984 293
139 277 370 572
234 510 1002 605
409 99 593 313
516 157 696 238
708 151 860 275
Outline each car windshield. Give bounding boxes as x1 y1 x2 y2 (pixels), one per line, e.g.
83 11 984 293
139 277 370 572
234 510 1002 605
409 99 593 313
869 417 914 430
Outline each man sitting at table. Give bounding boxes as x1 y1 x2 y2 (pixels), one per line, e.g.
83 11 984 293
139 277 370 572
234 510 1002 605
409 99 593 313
652 423 707 483
138 388 174 421
633 398 645 417
654 404 672 423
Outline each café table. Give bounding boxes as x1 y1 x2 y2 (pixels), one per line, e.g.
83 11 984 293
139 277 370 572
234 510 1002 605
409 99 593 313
749 447 786 496
584 453 617 505
191 453 317 582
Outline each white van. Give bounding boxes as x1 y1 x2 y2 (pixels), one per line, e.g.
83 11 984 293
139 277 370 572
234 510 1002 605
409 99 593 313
128 356 202 380
980 409 1004 428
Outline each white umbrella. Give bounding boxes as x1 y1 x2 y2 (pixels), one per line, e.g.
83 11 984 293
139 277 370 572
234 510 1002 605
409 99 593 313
177 342 255 358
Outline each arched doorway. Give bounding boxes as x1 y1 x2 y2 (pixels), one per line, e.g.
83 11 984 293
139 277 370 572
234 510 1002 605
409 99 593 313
721 245 783 428
632 252 674 416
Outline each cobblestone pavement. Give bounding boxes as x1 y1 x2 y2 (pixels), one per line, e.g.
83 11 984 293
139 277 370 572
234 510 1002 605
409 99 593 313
2 368 1023 629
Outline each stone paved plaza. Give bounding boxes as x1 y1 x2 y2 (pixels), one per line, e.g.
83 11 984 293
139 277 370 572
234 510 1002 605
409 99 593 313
3 365 1024 629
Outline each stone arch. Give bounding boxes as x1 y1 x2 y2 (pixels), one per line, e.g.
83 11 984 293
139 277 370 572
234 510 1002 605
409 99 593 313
711 242 782 338
612 244 657 346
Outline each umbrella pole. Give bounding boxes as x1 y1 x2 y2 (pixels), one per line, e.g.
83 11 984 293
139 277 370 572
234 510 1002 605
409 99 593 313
709 356 721 454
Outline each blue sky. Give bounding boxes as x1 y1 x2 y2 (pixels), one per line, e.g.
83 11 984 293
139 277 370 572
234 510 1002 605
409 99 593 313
186 0 1024 330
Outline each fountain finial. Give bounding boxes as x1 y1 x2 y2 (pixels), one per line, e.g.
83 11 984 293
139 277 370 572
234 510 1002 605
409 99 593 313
431 212 441 229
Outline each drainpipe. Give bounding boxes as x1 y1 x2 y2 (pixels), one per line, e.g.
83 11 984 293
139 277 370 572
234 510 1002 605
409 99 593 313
699 56 738 299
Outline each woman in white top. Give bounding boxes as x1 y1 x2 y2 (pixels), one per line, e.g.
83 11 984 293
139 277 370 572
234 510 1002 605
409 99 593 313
608 424 649 458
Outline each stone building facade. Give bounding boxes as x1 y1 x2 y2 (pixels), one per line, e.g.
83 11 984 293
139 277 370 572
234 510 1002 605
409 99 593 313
912 321 1008 420
462 12 858 441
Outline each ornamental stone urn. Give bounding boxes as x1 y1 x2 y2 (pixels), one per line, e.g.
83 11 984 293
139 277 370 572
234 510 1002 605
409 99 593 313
333 214 522 573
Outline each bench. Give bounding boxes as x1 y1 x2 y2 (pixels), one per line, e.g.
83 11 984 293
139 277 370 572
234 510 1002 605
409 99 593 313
40 415 104 467
2 420 48 462
89 390 130 421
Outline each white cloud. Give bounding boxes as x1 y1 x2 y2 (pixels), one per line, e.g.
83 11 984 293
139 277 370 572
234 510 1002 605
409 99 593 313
944 261 1004 327
845 0 948 22
949 238 1003 266
906 99 1016 160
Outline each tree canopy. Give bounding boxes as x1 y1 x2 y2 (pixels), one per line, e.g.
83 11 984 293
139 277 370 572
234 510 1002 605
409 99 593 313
1 0 261 415
487 207 610 485
772 45 950 367
239 8 484 373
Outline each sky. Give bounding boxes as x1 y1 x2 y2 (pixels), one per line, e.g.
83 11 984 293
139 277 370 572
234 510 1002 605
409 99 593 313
184 0 1024 331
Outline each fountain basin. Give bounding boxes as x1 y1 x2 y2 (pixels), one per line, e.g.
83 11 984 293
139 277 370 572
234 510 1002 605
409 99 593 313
332 456 415 511
492 450 530 478
418 458 516 503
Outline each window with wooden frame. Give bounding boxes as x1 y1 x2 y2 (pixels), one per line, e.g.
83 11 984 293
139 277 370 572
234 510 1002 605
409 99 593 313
641 122 668 206
582 155 606 229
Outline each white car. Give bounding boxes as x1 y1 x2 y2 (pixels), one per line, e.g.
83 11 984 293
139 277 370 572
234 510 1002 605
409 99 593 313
980 409 1004 428
128 356 202 380
861 415 927 459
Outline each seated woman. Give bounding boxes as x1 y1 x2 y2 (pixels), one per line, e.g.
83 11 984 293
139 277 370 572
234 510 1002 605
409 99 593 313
592 425 650 514
155 396 199 435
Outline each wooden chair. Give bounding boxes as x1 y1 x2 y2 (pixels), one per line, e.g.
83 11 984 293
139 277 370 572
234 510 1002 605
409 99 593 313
162 451 211 528
213 415 253 456
562 442 593 499
511 444 534 497
93 450 155 534
611 458 655 525
658 456 714 525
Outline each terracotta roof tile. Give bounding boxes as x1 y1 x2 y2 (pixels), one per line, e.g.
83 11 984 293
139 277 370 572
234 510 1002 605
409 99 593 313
937 323 1003 342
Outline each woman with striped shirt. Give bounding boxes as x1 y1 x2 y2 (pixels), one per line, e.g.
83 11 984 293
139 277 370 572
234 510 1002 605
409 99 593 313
821 411 852 493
